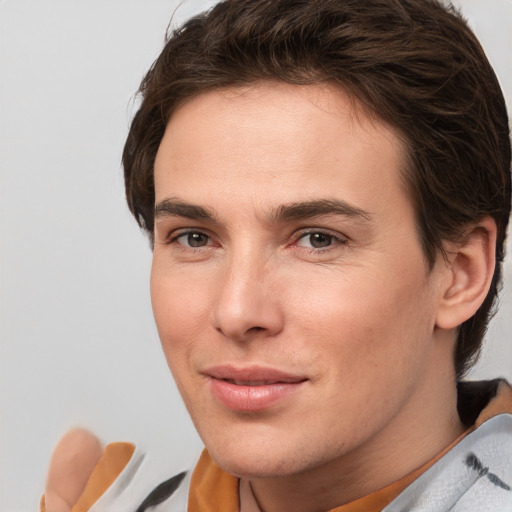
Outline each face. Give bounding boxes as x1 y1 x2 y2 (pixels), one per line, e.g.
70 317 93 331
151 82 450 479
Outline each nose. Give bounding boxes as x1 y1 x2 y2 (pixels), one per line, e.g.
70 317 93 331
211 252 284 342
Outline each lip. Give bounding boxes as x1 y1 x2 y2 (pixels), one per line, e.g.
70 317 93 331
204 365 307 412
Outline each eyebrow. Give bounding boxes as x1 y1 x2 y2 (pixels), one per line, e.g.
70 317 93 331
154 198 218 222
267 199 372 224
154 197 371 224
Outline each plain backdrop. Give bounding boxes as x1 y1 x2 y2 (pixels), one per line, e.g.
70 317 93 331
0 1 511 510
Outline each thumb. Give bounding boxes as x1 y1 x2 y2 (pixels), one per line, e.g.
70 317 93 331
45 428 103 512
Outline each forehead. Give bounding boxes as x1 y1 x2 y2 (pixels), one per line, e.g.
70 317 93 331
154 82 408 217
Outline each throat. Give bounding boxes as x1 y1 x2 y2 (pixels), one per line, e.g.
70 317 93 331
240 479 264 512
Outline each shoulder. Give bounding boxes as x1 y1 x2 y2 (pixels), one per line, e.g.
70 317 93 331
385 380 512 511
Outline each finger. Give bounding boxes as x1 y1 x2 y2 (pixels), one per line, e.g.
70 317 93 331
45 428 103 512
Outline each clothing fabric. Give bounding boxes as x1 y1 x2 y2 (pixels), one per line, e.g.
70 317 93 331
40 380 512 512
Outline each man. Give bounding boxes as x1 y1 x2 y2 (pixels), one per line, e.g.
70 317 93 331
43 0 512 510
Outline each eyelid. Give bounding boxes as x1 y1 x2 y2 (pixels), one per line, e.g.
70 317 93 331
292 228 349 249
162 226 348 250
167 228 217 248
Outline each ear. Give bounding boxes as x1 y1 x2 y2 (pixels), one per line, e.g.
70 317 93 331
435 217 497 330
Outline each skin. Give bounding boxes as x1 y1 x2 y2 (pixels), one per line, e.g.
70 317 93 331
45 428 103 512
150 82 467 511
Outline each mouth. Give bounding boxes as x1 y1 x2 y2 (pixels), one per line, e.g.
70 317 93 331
204 365 308 412
221 378 303 386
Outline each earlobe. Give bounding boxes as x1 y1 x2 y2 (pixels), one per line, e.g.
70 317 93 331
435 217 497 330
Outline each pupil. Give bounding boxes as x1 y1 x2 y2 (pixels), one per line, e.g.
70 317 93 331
188 233 207 247
310 233 332 248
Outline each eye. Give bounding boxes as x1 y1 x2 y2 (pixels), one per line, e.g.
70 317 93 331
171 231 212 248
295 231 347 249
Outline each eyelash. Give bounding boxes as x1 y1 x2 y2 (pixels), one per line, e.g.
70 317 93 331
293 229 348 252
167 228 348 252
167 230 216 250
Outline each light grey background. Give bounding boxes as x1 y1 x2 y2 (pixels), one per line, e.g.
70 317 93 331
0 1 510 510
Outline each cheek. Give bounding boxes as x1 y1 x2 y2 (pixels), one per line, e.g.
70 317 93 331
150 265 212 376
285 266 435 377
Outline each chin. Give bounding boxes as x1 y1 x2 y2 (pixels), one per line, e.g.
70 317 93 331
213 450 301 479
203 429 334 480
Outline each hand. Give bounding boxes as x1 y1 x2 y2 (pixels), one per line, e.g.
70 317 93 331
44 428 104 512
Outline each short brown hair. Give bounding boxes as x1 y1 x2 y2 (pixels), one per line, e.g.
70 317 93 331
122 0 511 377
